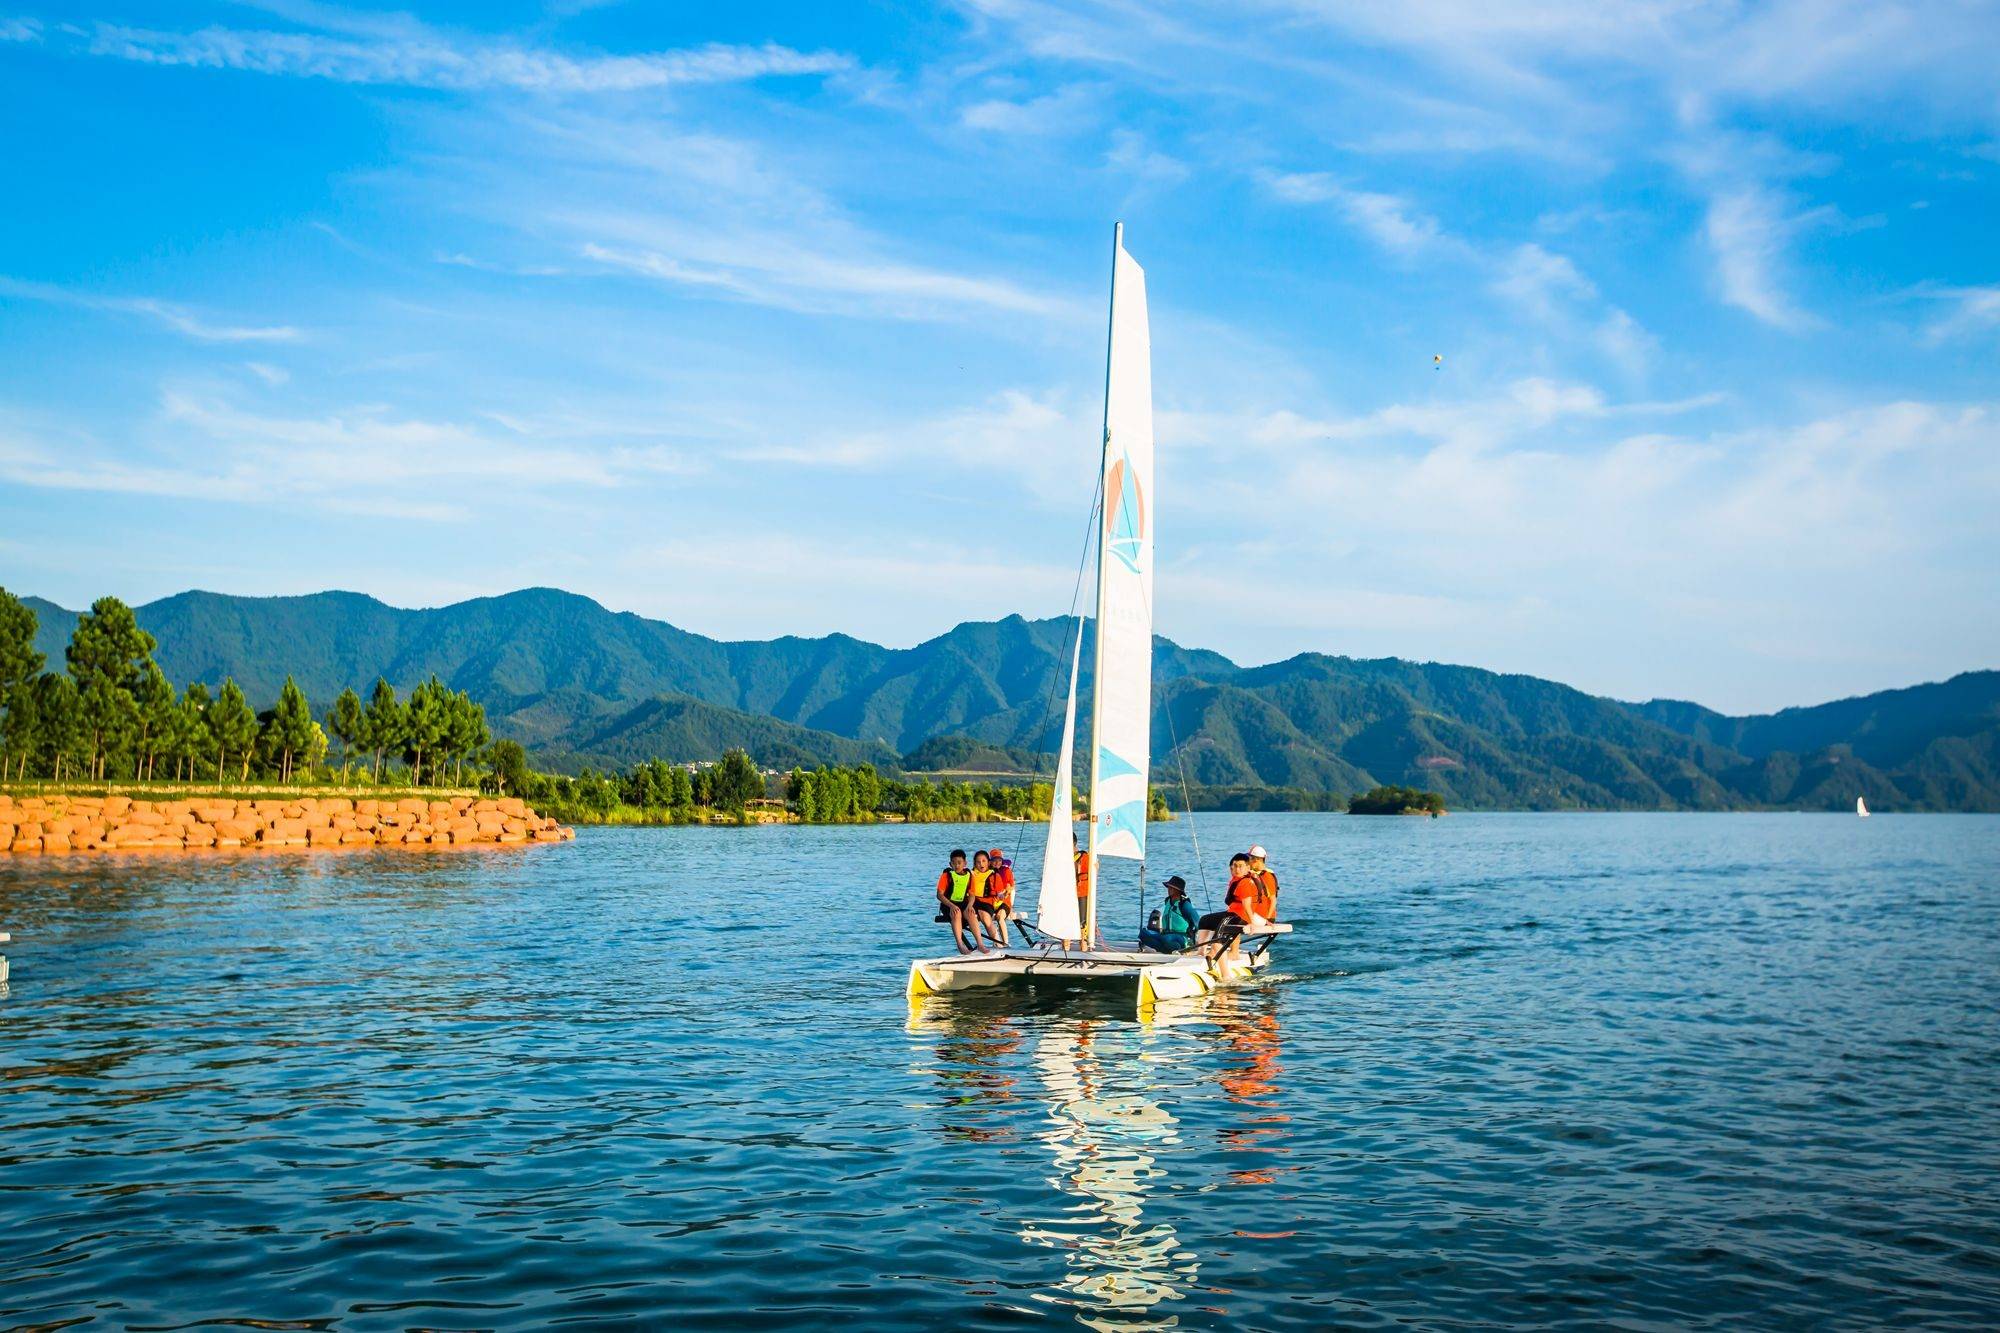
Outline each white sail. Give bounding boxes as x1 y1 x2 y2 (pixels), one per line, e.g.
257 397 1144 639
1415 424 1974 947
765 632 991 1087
1088 228 1154 868
1035 619 1085 940
1857 797 1869 817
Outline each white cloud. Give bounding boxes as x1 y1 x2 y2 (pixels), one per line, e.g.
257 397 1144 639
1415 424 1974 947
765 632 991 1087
0 276 302 343
1922 285 2000 343
1154 384 2000 706
0 389 697 522
961 84 1096 134
1701 185 1817 330
737 388 1095 506
1104 129 1189 186
1262 181 1652 367
73 19 848 94
582 240 1066 321
1263 172 1456 256
404 102 1084 324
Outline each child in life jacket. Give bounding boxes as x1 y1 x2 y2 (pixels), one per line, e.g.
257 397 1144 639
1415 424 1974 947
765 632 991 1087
973 847 1016 948
934 849 988 955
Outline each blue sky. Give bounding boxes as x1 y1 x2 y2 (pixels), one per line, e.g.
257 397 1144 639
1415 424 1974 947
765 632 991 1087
1 1 1995 713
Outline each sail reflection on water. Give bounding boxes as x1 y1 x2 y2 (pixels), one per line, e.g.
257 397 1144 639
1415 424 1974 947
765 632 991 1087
1024 1021 1195 1330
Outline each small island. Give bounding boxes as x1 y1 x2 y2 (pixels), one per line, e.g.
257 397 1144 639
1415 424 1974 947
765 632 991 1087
1348 784 1447 816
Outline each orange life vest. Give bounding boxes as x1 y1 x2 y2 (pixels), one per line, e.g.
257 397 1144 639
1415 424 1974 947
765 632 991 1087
980 864 1013 907
1253 868 1279 920
1074 849 1091 898
1225 873 1260 924
968 867 994 905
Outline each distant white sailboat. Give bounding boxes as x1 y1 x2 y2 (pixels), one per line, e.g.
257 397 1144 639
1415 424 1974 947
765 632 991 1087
906 225 1288 1014
1857 797 1870 817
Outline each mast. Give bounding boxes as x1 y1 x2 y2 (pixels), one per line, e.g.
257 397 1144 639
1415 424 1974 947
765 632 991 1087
1084 221 1122 947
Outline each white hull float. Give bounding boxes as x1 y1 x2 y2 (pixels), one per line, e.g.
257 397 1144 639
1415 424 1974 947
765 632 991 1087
0 931 11 987
909 925 1290 1014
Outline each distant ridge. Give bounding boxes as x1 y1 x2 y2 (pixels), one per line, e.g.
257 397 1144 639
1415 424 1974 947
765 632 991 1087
24 589 2000 811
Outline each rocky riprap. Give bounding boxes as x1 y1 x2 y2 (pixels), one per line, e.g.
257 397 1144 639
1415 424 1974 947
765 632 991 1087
0 794 574 853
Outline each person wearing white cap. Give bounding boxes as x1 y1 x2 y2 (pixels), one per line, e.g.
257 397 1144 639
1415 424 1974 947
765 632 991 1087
1248 844 1279 923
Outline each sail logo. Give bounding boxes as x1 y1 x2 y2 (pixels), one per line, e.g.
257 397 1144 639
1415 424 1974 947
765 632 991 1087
1098 799 1147 856
1105 455 1147 574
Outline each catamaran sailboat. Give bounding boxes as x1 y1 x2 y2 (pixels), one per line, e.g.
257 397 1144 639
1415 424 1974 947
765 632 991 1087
906 225 1288 1014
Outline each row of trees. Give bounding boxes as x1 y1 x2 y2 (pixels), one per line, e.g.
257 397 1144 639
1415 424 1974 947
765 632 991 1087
0 589 490 787
513 756 1080 827
523 751 770 823
325 677 488 787
1347 784 1447 815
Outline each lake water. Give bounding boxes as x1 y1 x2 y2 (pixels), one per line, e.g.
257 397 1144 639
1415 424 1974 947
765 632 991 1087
2 813 1998 1329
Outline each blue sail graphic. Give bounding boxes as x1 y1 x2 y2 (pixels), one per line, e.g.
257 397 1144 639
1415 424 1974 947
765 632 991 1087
1098 798 1148 854
1097 747 1142 781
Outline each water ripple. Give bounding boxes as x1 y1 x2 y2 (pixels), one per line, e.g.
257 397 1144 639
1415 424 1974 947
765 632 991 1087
2 814 1998 1328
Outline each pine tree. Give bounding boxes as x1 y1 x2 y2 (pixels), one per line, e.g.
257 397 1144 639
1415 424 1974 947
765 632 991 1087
403 676 447 786
329 687 363 785
65 596 157 780
0 589 43 775
77 677 137 782
444 691 487 787
304 720 328 781
715 748 762 814
362 679 403 784
267 677 314 783
3 678 43 781
210 678 258 782
173 682 211 782
35 673 83 781
131 662 175 781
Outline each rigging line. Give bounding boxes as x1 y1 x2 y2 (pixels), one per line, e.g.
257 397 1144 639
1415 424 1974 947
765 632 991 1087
1011 473 1106 871
1160 675 1214 914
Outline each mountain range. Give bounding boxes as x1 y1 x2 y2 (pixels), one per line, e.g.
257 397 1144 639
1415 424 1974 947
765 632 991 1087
24 588 2000 811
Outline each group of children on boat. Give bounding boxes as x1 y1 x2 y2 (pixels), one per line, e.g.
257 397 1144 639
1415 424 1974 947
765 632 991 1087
933 842 1281 958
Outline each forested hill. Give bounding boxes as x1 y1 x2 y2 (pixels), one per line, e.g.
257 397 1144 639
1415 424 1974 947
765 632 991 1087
24 589 2000 811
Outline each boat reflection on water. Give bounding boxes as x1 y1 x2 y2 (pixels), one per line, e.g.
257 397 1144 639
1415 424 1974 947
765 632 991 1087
906 1005 1030 1144
1024 1019 1195 1330
1202 990 1294 1190
909 987 1291 1327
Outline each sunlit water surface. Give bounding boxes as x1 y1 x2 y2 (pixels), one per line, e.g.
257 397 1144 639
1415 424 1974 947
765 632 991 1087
3 813 1998 1329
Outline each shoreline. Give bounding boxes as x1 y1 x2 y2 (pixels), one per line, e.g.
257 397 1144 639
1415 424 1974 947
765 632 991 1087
0 792 573 855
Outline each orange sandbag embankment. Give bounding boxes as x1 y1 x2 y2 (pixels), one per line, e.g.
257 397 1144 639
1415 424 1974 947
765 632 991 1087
0 794 574 854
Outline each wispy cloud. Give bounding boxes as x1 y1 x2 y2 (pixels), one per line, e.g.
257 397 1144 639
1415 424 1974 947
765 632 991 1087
582 240 1067 321
431 107 1079 323
0 388 693 522
1104 129 1189 187
961 84 1096 134
1260 176 1651 367
65 18 848 94
1922 285 2000 343
1701 185 1818 331
1262 171 1459 257
0 276 302 343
